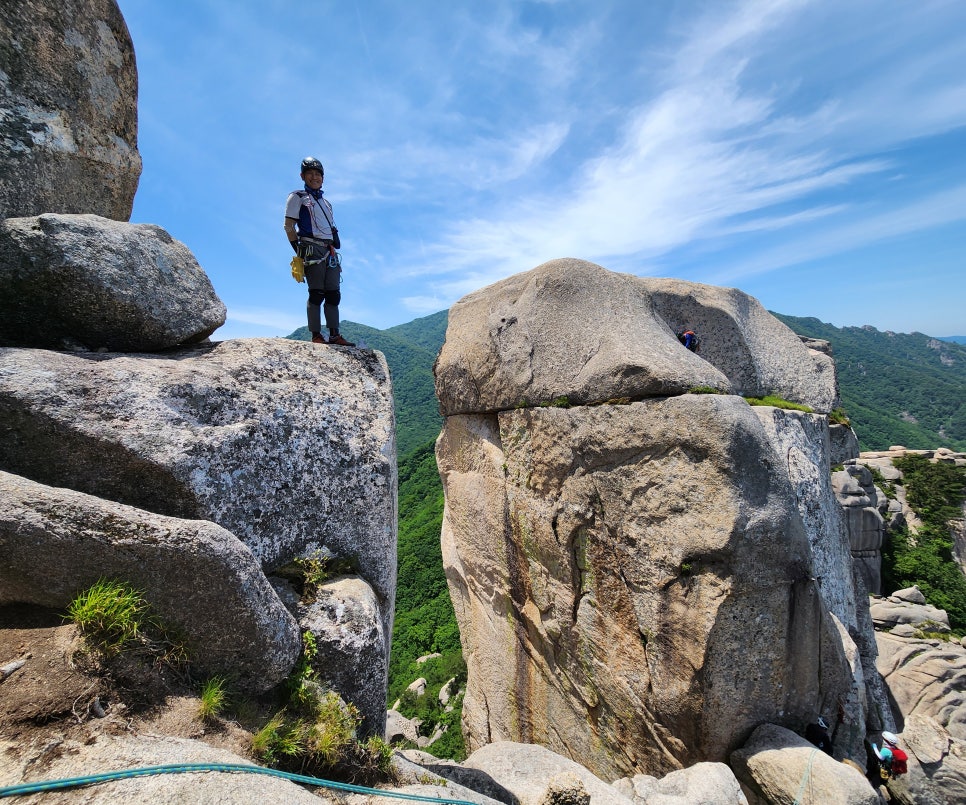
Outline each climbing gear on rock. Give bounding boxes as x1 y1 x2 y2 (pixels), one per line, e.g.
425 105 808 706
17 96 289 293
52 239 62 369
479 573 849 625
311 333 326 344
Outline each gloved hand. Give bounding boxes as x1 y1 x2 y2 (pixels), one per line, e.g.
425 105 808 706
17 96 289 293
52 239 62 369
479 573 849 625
290 240 300 254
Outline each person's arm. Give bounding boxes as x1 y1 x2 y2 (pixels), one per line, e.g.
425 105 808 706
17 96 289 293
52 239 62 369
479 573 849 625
284 192 302 252
284 217 299 252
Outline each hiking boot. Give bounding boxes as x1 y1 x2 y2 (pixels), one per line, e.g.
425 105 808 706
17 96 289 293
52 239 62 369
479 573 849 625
327 334 355 347
311 334 326 344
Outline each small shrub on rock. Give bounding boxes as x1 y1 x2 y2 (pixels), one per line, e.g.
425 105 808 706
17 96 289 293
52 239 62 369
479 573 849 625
252 630 394 783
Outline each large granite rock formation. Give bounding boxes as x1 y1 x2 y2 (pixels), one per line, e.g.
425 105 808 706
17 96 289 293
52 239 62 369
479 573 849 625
876 632 966 741
0 0 141 220
0 0 402 774
434 259 838 416
0 214 226 351
752 408 890 754
730 724 878 805
0 339 396 639
434 262 867 780
0 471 300 692
832 464 885 596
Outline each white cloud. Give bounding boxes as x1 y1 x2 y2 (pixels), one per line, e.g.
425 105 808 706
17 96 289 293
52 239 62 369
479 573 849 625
397 0 966 297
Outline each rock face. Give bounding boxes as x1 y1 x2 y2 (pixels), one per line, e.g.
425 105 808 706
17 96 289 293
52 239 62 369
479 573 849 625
296 576 389 738
0 0 141 220
876 632 966 741
0 339 396 637
434 259 838 416
752 407 889 757
0 338 397 726
730 724 878 805
435 263 872 780
439 399 855 778
0 471 300 692
0 214 226 351
832 464 885 596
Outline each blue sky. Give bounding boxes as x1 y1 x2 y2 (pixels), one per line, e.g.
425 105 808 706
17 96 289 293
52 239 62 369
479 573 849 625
118 0 966 339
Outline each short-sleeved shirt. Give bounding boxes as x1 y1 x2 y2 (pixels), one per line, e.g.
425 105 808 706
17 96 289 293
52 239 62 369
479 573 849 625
285 188 336 241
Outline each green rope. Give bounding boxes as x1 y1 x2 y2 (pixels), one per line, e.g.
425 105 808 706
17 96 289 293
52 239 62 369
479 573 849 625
792 747 819 805
0 762 480 803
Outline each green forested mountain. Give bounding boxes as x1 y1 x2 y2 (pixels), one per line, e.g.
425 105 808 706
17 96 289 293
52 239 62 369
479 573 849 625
387 442 460 698
772 314 966 452
288 310 447 458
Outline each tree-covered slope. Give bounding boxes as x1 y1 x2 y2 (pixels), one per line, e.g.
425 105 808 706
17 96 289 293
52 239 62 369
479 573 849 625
288 310 447 458
389 441 459 700
774 314 966 452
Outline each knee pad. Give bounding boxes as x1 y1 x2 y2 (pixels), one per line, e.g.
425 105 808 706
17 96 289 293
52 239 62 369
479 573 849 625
308 289 325 306
323 289 341 307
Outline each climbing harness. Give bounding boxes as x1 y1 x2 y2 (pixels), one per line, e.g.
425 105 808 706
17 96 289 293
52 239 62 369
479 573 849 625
0 762 480 803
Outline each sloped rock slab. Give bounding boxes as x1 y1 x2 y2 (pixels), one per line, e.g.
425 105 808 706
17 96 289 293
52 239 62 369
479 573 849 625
730 724 878 805
0 0 141 220
462 742 634 805
434 259 837 416
0 214 225 351
0 734 331 804
875 632 966 740
0 471 300 691
0 338 396 644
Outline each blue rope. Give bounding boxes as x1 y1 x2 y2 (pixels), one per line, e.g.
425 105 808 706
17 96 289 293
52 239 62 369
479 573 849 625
0 762 480 803
792 748 819 805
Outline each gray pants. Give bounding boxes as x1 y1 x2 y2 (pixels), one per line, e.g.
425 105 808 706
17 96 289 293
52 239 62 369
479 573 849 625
304 255 342 334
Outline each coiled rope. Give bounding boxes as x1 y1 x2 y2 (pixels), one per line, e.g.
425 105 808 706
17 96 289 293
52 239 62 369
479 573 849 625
0 762 480 803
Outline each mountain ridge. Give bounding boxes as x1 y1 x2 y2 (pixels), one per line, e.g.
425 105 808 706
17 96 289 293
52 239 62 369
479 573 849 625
289 310 966 454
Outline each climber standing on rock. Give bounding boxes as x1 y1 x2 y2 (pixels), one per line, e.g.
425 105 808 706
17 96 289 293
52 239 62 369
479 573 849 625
284 157 355 346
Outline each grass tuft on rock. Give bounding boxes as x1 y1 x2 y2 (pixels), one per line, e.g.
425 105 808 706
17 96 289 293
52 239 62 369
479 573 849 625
252 630 395 783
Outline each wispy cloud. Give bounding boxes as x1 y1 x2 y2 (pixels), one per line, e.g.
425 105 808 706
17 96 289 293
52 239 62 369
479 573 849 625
397 0 966 309
703 182 966 285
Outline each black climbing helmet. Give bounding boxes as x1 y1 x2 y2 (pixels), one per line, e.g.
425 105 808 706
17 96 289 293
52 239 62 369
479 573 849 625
300 156 324 178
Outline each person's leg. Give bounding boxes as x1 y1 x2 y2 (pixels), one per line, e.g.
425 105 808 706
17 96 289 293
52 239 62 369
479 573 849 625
322 262 342 336
305 260 326 341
